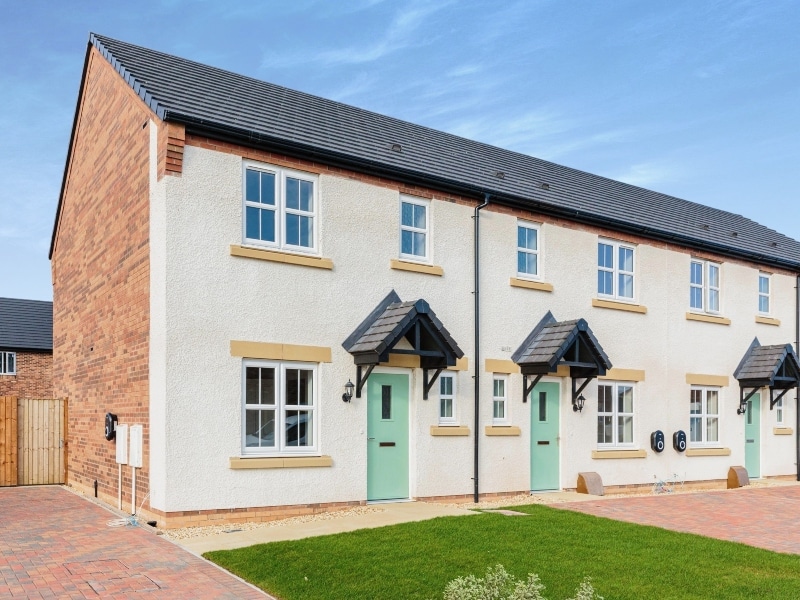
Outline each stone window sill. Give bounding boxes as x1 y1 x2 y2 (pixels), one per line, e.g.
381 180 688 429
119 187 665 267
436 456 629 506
591 449 646 459
230 244 333 270
390 259 443 276
484 426 521 436
430 425 470 436
685 312 730 326
509 278 553 292
685 447 731 457
592 298 647 314
756 316 781 326
229 456 333 469
774 427 793 435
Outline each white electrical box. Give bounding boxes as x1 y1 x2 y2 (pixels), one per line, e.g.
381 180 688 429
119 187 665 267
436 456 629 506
115 424 129 465
129 424 143 468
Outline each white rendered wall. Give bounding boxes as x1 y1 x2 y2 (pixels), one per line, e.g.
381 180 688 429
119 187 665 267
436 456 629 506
156 144 798 512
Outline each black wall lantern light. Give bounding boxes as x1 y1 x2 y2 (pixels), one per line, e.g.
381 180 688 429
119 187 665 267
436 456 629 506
572 394 586 413
342 380 355 403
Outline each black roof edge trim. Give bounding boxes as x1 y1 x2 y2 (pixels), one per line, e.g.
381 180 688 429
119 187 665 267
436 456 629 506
173 115 800 273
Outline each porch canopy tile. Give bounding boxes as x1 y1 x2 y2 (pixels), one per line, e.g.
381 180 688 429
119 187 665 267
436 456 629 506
343 290 464 398
512 311 612 402
734 338 800 409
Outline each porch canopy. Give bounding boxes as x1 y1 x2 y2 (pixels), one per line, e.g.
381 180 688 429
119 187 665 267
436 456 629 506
343 290 464 399
734 338 800 412
511 311 612 403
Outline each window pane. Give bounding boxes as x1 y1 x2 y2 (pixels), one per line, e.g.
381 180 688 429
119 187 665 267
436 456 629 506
261 368 275 405
413 204 426 229
246 206 260 240
245 367 260 404
706 390 718 415
708 264 719 288
619 273 633 298
598 270 613 295
401 202 414 227
245 169 260 202
285 177 300 210
246 409 274 448
619 247 633 272
538 391 547 422
260 172 275 205
286 213 299 246
298 215 313 248
493 378 505 397
759 295 769 313
440 376 453 396
300 180 313 211
382 385 392 420
759 275 769 294
260 208 275 242
411 232 426 256
706 417 718 442
518 251 537 276
441 398 453 419
709 290 719 312
598 416 612 444
285 410 311 446
598 386 611 413
618 386 633 413
493 400 505 419
690 286 703 309
691 262 703 285
618 416 633 444
598 243 613 268
401 230 413 255
690 390 702 414
747 401 753 425
286 369 313 406
518 226 537 251
690 417 702 442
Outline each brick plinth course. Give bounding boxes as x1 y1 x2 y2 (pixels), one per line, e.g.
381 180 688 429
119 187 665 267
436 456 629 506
0 486 270 599
557 484 800 554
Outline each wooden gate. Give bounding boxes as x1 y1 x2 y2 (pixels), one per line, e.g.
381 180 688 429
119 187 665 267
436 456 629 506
0 397 67 486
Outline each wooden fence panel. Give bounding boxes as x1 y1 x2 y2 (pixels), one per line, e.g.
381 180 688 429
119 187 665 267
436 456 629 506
0 396 19 486
16 398 66 486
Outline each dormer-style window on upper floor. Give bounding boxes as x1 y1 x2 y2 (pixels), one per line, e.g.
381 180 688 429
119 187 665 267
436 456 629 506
517 221 541 279
758 272 771 315
597 240 635 301
690 260 720 314
0 351 15 375
243 162 318 254
399 196 430 262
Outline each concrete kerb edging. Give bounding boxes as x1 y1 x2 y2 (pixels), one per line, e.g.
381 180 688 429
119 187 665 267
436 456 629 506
61 485 275 599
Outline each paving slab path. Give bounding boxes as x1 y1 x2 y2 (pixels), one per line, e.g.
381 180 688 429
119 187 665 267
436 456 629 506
555 484 800 554
0 486 270 599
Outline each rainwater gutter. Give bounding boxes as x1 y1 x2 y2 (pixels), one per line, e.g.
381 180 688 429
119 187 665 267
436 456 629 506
473 193 490 503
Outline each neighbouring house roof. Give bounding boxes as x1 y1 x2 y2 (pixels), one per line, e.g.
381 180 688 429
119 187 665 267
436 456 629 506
343 293 463 369
51 33 800 271
0 298 53 352
734 339 800 389
512 311 611 377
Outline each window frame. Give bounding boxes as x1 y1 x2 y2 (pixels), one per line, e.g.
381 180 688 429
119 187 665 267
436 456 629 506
516 220 542 281
0 351 16 375
690 259 721 314
776 397 784 425
597 239 636 302
491 374 510 426
596 381 635 449
242 161 319 255
758 272 771 315
689 386 721 447
438 372 457 425
241 359 319 456
399 195 431 263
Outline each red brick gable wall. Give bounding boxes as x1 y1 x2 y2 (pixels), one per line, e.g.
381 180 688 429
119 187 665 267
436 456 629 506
0 351 52 398
51 46 152 510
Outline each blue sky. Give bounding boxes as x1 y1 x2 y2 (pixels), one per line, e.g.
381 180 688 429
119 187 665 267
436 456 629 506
1 0 798 301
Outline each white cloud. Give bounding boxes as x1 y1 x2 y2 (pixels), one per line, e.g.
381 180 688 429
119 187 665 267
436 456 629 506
613 161 677 188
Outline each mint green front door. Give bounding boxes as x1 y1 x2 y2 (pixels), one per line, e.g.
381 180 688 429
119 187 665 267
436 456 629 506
745 392 761 479
367 373 410 501
531 382 560 491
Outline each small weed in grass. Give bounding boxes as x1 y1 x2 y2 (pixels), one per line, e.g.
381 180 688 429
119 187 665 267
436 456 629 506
205 505 800 600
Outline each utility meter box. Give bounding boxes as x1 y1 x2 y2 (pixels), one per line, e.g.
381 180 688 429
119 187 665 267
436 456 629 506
129 424 143 468
115 424 129 465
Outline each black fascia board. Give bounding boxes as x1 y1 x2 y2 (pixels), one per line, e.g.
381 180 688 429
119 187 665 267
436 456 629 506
173 114 800 273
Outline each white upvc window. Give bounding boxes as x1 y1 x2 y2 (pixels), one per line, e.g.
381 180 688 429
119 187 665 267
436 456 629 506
242 360 318 455
690 260 721 313
517 221 541 279
597 382 635 448
690 387 720 446
399 196 430 262
438 373 457 425
597 240 635 300
243 162 318 253
492 375 509 425
776 397 784 424
758 272 771 315
0 352 15 375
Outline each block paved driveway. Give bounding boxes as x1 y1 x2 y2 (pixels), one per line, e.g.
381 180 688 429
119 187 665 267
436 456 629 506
0 486 271 599
556 484 800 554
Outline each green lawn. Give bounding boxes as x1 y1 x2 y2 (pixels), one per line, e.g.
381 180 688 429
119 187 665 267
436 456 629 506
205 504 800 599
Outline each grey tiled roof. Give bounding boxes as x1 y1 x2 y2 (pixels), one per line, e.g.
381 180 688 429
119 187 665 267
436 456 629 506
83 33 800 270
0 298 53 351
734 342 800 387
513 312 611 374
344 298 463 365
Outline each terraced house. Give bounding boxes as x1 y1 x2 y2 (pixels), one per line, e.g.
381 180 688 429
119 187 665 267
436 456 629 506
50 33 800 527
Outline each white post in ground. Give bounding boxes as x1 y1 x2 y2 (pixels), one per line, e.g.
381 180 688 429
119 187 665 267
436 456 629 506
115 424 129 510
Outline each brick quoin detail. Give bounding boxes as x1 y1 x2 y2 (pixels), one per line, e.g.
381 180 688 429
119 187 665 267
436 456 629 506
51 46 152 512
0 351 52 398
186 134 783 274
158 121 184 179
